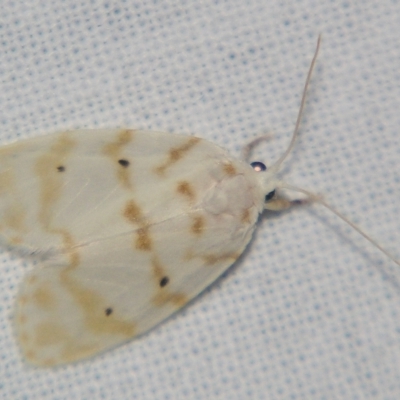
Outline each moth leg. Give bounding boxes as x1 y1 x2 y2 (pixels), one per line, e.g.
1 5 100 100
241 134 273 161
265 194 319 211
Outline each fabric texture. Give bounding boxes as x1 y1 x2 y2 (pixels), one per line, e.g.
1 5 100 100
1 1 400 399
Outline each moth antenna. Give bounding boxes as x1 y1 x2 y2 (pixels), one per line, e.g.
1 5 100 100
241 133 274 161
270 34 321 173
279 182 400 268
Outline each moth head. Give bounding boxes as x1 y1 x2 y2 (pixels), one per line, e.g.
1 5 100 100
250 161 277 205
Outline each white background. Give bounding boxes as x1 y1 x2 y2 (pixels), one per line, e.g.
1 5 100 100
1 1 400 399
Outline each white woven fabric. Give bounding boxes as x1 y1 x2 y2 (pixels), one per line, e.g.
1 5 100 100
1 1 400 399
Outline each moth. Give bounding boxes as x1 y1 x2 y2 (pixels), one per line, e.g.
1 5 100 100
3 37 397 367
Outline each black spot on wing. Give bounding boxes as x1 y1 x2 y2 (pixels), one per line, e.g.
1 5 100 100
105 307 113 316
159 276 169 287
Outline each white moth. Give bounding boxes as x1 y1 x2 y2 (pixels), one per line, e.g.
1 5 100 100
3 37 398 367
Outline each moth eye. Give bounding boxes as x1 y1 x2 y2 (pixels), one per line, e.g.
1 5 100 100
265 190 275 201
250 161 266 172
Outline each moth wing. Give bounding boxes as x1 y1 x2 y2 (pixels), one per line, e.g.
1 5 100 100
1 129 264 366
0 129 219 254
15 208 258 366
